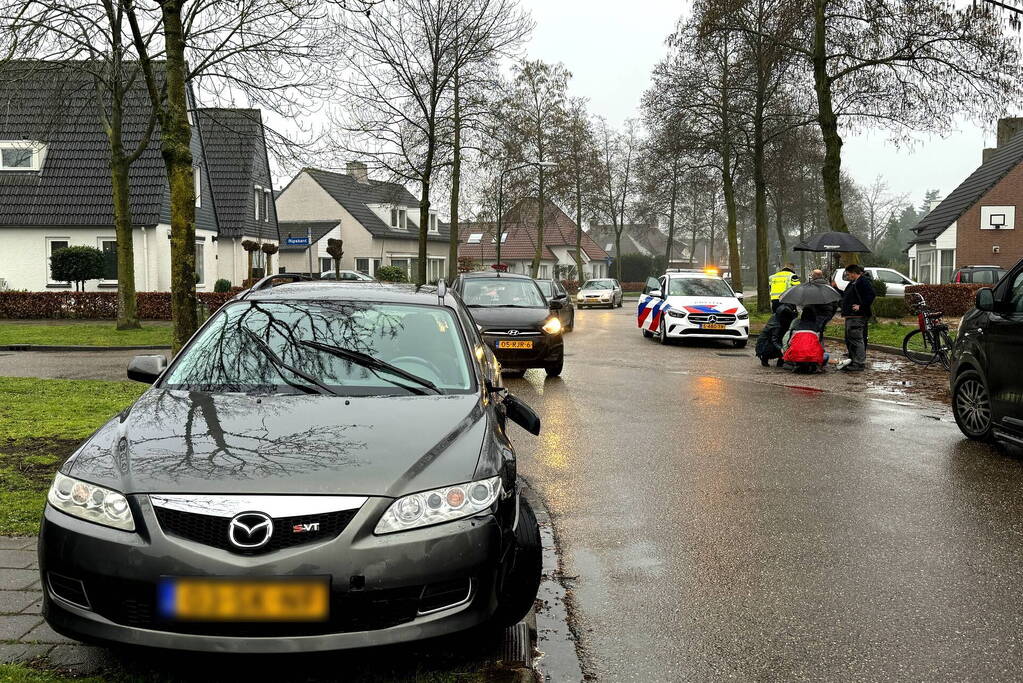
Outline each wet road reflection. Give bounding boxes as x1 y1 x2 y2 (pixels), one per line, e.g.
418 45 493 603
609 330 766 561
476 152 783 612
507 307 1023 681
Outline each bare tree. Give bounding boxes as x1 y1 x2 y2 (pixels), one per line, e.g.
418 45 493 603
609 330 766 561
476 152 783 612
859 175 907 250
594 118 640 281
558 97 599 280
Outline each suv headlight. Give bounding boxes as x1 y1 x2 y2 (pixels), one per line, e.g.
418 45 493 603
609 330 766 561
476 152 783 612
667 310 686 318
542 318 562 334
737 311 749 320
375 476 501 534
48 472 135 531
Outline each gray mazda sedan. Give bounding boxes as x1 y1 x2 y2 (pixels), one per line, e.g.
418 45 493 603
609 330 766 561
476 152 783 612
38 277 543 652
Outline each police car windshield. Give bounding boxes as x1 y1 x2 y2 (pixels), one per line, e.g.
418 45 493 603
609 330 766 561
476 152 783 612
461 279 546 308
581 280 612 290
667 278 733 297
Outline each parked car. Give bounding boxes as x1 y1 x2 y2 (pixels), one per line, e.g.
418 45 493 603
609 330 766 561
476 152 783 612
39 277 544 652
951 265 1008 285
642 271 750 348
576 278 623 309
534 278 575 332
949 258 1023 444
452 271 565 376
830 267 917 297
320 269 375 281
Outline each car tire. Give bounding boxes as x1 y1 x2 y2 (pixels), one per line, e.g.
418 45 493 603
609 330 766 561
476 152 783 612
545 356 564 377
642 329 653 339
952 370 994 441
658 318 670 345
493 496 542 627
733 340 748 349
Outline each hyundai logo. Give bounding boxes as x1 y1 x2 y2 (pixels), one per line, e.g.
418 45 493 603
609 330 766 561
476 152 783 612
507 329 520 336
228 512 273 548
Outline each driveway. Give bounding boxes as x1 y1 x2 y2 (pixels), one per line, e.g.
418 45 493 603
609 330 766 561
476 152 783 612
0 349 165 381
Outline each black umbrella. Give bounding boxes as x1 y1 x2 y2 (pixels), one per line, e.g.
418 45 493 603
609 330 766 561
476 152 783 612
779 281 841 306
792 231 871 253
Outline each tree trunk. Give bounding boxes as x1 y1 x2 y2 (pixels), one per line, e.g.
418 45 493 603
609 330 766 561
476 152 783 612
774 200 786 257
614 231 622 280
690 183 699 267
110 153 141 330
448 68 461 284
574 175 584 281
812 0 850 238
531 168 546 278
161 0 197 353
418 181 430 285
722 162 741 293
753 92 770 313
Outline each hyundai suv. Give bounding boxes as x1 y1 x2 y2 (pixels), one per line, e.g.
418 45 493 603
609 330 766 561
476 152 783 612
950 259 1023 444
39 277 544 652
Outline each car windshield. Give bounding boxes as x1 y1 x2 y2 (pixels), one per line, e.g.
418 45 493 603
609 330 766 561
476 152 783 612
667 278 733 297
461 279 546 308
162 301 473 395
582 280 612 290
535 280 554 297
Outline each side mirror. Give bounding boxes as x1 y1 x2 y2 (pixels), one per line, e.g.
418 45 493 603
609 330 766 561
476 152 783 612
127 354 167 384
549 299 565 311
648 289 663 298
976 287 995 312
554 292 568 301
735 292 745 301
504 393 541 435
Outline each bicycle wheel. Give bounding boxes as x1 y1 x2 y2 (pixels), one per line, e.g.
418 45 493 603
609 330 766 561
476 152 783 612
934 327 954 371
903 329 938 366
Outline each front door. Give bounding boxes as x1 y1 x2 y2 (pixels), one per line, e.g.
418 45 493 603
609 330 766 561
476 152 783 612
987 268 1023 432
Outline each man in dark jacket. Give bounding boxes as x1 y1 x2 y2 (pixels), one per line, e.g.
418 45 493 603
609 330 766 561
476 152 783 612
837 264 875 372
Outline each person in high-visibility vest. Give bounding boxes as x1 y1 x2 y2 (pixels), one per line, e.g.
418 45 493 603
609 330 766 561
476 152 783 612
769 264 801 312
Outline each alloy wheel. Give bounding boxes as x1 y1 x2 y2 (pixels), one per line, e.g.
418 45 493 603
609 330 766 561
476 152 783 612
955 377 992 438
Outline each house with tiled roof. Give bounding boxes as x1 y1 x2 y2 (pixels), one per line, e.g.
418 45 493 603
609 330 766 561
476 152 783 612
274 164 450 280
0 62 279 291
587 223 690 267
458 198 609 279
908 117 1023 283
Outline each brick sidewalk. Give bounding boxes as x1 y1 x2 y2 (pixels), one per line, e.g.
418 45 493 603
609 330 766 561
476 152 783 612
0 536 114 675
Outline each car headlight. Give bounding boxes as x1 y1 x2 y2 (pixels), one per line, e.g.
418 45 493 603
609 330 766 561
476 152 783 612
47 472 135 531
667 310 686 318
375 476 502 534
542 317 562 334
737 311 749 320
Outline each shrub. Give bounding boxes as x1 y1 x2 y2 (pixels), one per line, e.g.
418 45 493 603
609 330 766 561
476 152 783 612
50 246 106 291
213 278 232 293
616 253 657 282
375 265 409 283
0 291 234 320
872 296 909 319
904 284 987 317
560 279 579 295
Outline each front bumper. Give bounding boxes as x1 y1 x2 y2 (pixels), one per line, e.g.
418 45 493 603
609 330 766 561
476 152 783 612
39 494 506 652
662 316 749 340
577 295 613 307
482 334 563 369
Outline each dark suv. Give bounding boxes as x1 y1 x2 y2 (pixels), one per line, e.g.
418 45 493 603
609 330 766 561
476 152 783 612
950 259 1023 444
453 272 565 376
952 265 1007 284
39 277 544 652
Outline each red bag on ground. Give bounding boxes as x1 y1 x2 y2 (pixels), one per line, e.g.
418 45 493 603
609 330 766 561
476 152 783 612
783 330 825 365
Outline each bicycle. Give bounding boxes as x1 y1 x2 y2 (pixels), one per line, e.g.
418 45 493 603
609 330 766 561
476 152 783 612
902 293 954 370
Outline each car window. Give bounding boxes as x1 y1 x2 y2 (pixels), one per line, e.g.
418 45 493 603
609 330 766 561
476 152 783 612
1010 272 1023 313
460 278 546 308
974 270 997 284
666 278 733 297
163 301 473 395
581 280 612 290
877 270 904 284
535 280 554 297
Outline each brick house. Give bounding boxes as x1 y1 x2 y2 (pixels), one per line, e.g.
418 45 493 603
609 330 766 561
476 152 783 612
909 118 1023 283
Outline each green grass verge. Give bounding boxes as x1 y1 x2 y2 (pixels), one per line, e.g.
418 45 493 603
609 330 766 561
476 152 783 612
0 664 105 683
0 376 146 535
0 323 172 347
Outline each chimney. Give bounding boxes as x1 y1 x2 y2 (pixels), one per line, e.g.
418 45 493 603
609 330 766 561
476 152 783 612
347 161 369 184
983 147 998 164
996 117 1023 147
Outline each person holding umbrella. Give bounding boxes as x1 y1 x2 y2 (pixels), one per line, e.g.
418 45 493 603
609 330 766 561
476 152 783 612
778 270 841 339
835 264 875 372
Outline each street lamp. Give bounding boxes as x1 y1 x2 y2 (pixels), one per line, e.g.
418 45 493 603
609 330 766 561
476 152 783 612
496 160 558 268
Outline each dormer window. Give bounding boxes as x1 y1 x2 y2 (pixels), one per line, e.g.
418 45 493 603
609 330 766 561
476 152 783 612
399 208 407 229
467 233 483 244
429 212 438 233
0 141 46 171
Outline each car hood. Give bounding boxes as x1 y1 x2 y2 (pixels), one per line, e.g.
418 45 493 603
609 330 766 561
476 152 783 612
664 295 747 315
468 306 552 329
577 289 614 296
63 388 488 497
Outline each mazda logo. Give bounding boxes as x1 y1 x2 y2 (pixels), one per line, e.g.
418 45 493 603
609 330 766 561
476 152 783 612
228 512 273 548
507 329 520 336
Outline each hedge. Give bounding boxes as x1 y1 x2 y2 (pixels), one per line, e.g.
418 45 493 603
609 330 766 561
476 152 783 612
904 284 987 317
0 291 234 320
872 296 910 319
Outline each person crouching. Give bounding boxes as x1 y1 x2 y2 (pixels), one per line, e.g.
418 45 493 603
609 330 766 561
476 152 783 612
782 309 829 373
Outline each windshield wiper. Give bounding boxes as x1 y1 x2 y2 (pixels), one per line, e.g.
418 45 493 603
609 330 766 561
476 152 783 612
298 339 441 395
242 329 338 396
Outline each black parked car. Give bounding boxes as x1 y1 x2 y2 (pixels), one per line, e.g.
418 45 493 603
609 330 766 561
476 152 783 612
452 272 565 377
39 277 544 652
952 265 1007 284
534 278 575 332
950 260 1023 444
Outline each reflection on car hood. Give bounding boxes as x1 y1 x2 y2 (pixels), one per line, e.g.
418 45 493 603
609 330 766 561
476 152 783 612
63 389 487 497
664 296 747 314
469 307 551 329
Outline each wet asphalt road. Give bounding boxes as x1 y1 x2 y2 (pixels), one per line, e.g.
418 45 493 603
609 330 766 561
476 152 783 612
506 306 1023 681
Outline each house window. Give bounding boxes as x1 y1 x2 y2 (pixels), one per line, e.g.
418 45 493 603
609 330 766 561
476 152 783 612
390 257 411 275
399 209 407 230
429 213 438 233
99 238 118 281
539 264 550 279
194 169 201 208
909 257 916 281
195 243 205 285
467 233 483 244
939 249 955 284
0 141 45 171
263 189 271 223
491 233 508 243
428 257 445 282
46 238 69 285
356 258 382 276
390 208 398 227
918 249 934 285
319 257 334 273
254 186 262 220
252 249 266 278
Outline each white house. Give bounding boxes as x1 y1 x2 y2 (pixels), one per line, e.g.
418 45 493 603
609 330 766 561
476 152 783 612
275 164 450 281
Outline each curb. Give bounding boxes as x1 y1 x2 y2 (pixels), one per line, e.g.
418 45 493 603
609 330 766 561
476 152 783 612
0 344 170 352
520 478 585 683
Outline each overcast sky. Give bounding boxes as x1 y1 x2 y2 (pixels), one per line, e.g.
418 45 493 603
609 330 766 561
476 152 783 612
518 0 1004 207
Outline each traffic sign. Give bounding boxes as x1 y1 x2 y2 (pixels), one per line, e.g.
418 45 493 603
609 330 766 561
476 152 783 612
285 236 310 246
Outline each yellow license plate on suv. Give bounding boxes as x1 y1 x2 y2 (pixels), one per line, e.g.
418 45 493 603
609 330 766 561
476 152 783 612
159 578 329 621
497 340 533 349
701 324 727 330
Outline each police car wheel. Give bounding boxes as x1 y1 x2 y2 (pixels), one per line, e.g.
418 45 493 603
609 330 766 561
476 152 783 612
642 329 653 339
658 319 670 345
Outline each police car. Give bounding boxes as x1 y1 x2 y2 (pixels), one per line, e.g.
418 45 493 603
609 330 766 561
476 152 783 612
642 269 750 347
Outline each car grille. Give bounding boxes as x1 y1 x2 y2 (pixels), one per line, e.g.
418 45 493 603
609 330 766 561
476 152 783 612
687 313 737 325
679 327 742 336
484 329 542 336
154 507 358 556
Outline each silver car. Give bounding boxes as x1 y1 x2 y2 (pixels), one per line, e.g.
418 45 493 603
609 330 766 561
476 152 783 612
576 278 623 309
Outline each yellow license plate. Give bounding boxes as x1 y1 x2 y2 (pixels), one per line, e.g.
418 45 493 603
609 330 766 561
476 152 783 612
160 578 329 621
701 323 727 330
497 340 533 349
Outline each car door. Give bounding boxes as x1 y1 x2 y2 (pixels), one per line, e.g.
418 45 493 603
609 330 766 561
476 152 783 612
986 268 1023 431
876 269 907 297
